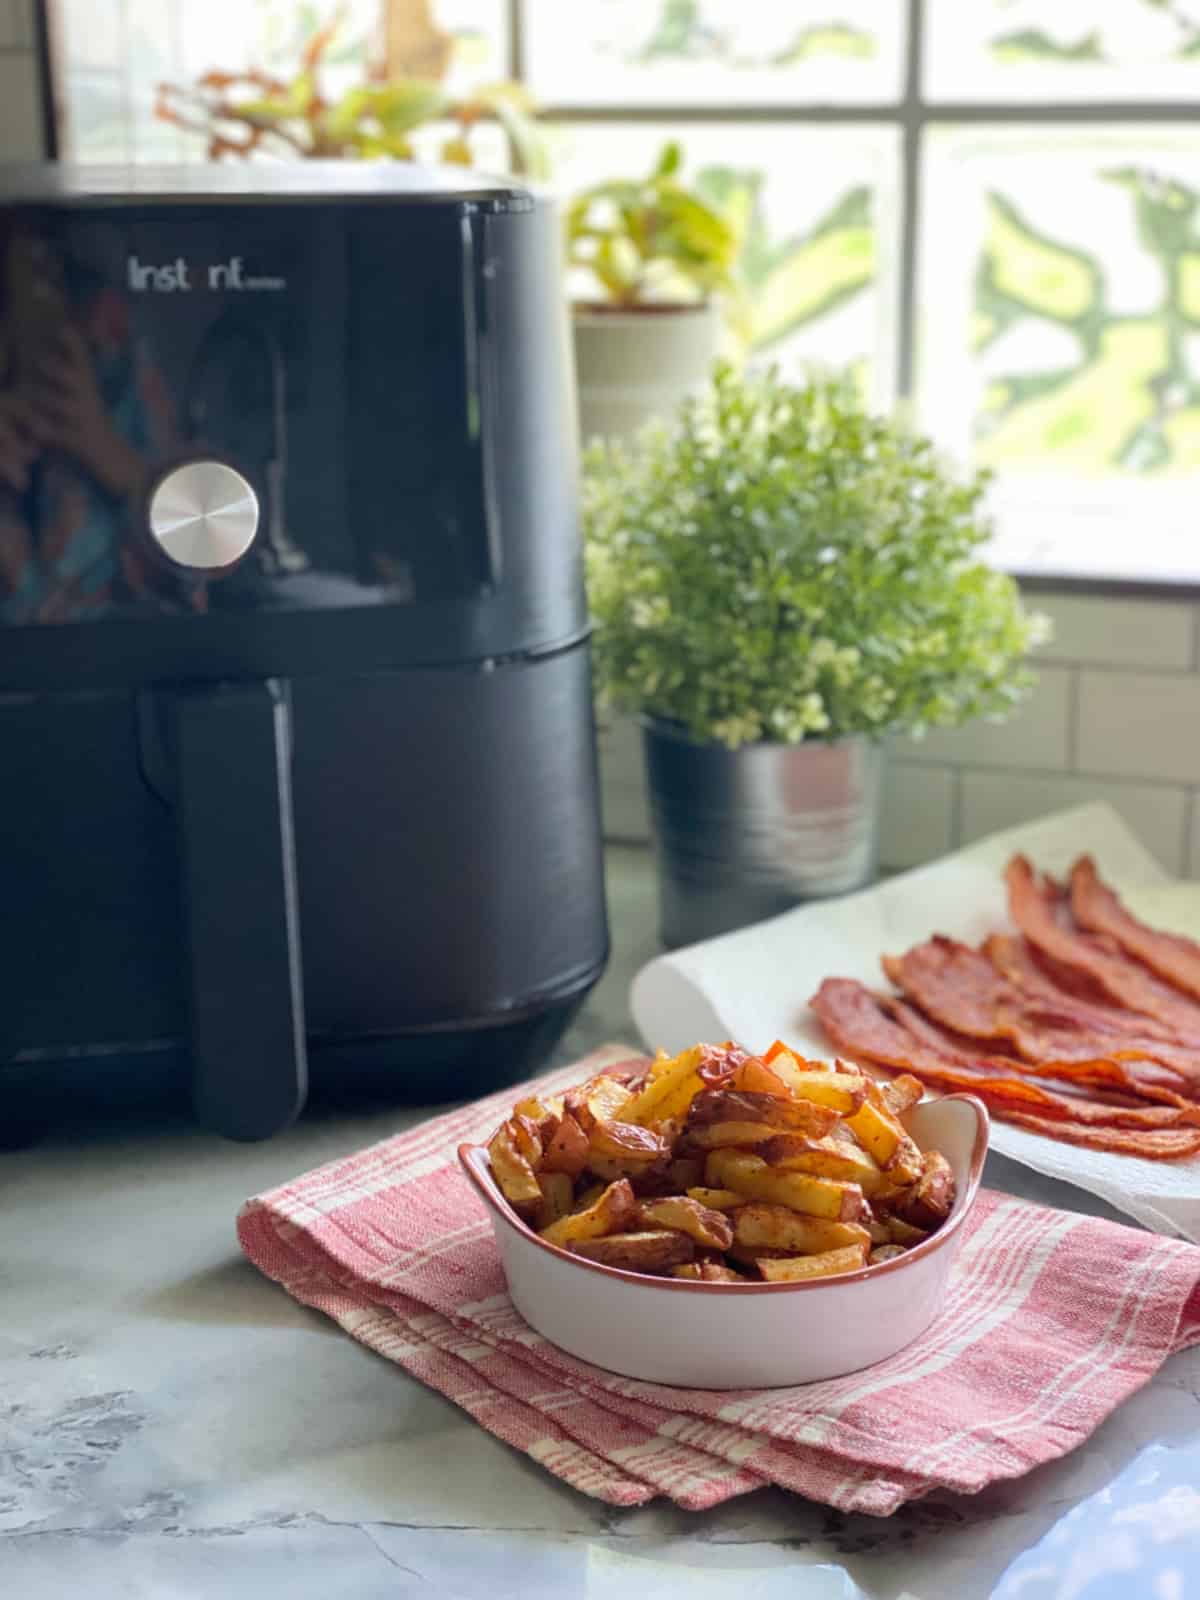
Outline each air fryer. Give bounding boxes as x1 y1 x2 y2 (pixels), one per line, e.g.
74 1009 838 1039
0 164 608 1141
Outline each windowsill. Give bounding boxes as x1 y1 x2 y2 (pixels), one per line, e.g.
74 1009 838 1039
985 482 1200 597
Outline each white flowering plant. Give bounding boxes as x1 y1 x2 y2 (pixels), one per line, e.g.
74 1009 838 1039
584 363 1048 749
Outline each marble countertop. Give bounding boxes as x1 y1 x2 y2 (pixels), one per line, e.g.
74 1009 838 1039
4 846 1200 1598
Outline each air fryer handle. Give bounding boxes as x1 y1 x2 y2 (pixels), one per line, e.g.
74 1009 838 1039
171 679 308 1140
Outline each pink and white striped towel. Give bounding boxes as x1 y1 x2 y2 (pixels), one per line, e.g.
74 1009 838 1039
238 1045 1200 1516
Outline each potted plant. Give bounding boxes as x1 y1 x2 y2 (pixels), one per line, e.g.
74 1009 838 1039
584 362 1047 947
566 141 739 444
156 17 546 173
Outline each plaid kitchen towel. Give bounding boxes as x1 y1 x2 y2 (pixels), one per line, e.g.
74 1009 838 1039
237 1045 1200 1516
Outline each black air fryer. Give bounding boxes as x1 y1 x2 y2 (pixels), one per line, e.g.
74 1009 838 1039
0 165 608 1140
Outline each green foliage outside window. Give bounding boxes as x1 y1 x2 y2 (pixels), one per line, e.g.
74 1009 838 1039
975 167 1200 474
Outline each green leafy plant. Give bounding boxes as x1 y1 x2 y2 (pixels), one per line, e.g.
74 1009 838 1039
694 169 875 355
566 142 739 307
156 15 546 174
584 363 1045 749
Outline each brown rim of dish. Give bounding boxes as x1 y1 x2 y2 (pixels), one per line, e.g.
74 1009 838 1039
457 1094 990 1296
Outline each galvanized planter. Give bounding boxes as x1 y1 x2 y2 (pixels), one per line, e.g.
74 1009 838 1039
642 717 884 949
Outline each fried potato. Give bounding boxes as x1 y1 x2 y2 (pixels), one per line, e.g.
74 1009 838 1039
488 1122 543 1212
509 1115 544 1169
732 1202 871 1256
621 1046 706 1127
864 1212 891 1245
568 1229 695 1273
686 1119 817 1150
846 1098 923 1184
534 1170 574 1230
787 1071 867 1114
895 1150 956 1228
540 1178 635 1246
732 1056 793 1098
513 1094 564 1133
758 1133 883 1194
882 1213 929 1247
686 1186 745 1212
756 1244 866 1282
879 1074 923 1118
763 1044 835 1092
688 1089 838 1136
671 1260 745 1282
541 1110 590 1179
564 1073 634 1132
635 1195 734 1251
490 1039 957 1289
706 1149 865 1221
667 1155 705 1191
587 1119 669 1172
573 1180 606 1212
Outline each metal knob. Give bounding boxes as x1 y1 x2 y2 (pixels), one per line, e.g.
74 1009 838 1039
148 460 259 571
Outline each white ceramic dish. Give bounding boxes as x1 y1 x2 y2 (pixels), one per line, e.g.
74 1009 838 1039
458 1094 989 1389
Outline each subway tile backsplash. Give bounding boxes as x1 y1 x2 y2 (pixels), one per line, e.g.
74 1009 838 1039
597 588 1200 880
1032 593 1195 670
1077 670 1200 785
0 0 32 50
959 771 1187 874
889 666 1073 772
0 52 40 158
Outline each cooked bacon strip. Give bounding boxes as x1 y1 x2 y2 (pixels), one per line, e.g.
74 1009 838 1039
888 993 1200 1124
984 933 1182 1043
809 979 1200 1134
990 1107 1200 1161
884 936 1200 1088
1007 856 1200 1035
1071 854 1200 1003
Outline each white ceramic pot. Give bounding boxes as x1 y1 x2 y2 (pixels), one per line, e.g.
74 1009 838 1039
459 1093 989 1390
572 300 721 445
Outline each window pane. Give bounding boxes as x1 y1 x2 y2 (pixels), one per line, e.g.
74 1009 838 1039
524 1 905 106
925 0 1200 103
552 123 898 400
56 0 508 161
917 129 1200 562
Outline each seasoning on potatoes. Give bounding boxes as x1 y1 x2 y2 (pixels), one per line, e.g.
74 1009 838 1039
486 1038 957 1285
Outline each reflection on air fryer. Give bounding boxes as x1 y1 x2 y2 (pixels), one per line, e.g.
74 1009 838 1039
0 220 203 623
0 209 491 626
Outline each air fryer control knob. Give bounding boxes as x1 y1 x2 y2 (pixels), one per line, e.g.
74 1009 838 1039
148 460 259 571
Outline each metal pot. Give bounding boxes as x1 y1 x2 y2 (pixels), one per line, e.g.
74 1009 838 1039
642 718 884 948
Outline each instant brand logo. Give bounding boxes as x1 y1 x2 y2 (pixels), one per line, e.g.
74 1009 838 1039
126 255 287 293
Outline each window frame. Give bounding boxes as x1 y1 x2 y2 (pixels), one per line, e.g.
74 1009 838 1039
512 0 1200 408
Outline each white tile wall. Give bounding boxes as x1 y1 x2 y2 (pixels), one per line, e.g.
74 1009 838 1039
596 589 1200 879
1032 592 1195 669
0 0 32 50
0 20 41 158
890 666 1073 771
0 55 40 158
1187 793 1200 880
1077 670 1200 784
880 763 956 869
960 771 1187 874
596 715 650 842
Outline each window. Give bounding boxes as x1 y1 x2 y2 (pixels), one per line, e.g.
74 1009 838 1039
49 0 1200 579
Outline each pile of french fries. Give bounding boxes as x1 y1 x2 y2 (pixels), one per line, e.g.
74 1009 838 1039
486 1041 957 1283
